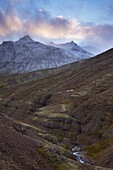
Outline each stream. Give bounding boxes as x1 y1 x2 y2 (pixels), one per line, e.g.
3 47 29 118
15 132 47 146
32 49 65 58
72 146 93 165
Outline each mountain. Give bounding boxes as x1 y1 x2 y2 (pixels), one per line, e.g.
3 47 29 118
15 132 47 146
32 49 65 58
0 35 92 74
49 41 92 56
49 41 88 52
0 48 113 169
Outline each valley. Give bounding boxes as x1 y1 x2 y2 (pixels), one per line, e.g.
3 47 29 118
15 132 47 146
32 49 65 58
0 48 113 169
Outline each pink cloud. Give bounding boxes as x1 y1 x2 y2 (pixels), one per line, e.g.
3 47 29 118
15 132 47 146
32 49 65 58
0 10 22 36
0 8 113 50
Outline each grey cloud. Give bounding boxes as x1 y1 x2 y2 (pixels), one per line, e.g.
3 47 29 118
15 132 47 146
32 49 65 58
50 16 70 29
0 8 113 52
82 24 113 51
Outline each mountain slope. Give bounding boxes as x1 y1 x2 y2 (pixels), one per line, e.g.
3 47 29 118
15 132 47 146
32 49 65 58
0 36 92 74
0 48 113 169
49 41 88 52
1 113 109 170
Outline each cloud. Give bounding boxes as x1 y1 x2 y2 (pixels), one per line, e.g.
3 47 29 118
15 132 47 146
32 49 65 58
24 9 81 39
80 24 113 50
0 10 22 36
0 8 113 51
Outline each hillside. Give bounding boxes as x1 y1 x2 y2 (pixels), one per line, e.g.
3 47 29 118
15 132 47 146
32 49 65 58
0 48 113 169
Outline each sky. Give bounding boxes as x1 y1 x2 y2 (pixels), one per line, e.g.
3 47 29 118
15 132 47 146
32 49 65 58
0 0 113 52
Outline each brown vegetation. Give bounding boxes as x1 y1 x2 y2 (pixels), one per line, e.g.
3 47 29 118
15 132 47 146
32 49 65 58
1 48 113 169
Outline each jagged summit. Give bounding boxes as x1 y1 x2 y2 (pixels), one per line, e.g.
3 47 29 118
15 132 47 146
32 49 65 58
0 36 92 74
49 40 89 53
49 40 77 47
18 35 34 43
63 41 78 49
70 40 77 45
71 40 74 43
70 40 76 44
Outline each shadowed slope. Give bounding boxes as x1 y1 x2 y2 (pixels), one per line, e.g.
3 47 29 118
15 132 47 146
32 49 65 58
0 48 113 169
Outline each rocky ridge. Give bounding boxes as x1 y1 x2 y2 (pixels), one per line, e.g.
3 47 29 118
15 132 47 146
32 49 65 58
0 35 92 74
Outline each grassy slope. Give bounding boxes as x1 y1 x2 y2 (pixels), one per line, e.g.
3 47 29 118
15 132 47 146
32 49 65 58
0 48 113 169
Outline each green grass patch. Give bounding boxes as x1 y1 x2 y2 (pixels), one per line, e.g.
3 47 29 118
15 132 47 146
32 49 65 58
86 139 110 160
37 143 77 170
